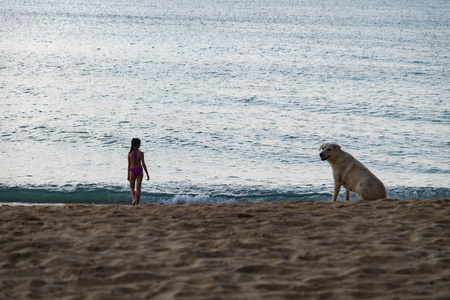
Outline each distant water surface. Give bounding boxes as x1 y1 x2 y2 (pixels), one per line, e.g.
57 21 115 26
0 0 449 204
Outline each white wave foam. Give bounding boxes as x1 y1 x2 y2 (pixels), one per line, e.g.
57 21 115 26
165 194 239 205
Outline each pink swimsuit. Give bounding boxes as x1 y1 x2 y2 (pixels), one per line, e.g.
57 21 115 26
130 149 143 177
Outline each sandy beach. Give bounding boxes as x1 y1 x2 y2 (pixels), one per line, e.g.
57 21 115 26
1 198 449 300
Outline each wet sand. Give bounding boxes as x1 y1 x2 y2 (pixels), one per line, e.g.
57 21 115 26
1 198 450 299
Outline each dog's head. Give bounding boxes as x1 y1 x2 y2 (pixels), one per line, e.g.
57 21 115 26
319 143 341 161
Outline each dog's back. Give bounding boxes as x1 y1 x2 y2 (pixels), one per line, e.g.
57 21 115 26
341 151 386 200
338 151 386 200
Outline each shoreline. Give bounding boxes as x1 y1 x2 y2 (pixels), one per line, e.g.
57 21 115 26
1 186 448 206
1 198 449 299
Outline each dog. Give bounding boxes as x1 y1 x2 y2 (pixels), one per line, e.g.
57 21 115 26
319 143 386 201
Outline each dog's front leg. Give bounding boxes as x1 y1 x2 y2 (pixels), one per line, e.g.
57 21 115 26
332 184 340 201
345 189 350 201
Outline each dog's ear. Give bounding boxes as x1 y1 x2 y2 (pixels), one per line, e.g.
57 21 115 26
319 143 325 150
334 144 341 151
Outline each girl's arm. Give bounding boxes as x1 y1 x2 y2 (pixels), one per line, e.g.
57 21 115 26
142 153 150 181
127 153 131 181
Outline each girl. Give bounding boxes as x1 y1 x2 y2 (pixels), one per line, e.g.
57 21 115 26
127 138 150 205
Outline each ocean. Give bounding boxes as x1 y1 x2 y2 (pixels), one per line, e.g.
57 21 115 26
1 0 449 205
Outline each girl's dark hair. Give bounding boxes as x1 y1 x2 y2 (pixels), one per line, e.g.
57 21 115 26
129 138 141 153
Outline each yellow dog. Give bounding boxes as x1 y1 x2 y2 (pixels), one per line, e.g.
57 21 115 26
319 143 386 201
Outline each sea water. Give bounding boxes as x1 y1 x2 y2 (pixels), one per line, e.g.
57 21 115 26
0 0 449 205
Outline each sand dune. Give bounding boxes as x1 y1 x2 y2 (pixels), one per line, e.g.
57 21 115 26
1 198 450 299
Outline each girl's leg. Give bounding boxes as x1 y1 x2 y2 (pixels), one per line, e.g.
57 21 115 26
135 173 144 205
129 172 137 205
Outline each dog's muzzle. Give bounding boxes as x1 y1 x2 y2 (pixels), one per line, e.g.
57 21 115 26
320 153 329 161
